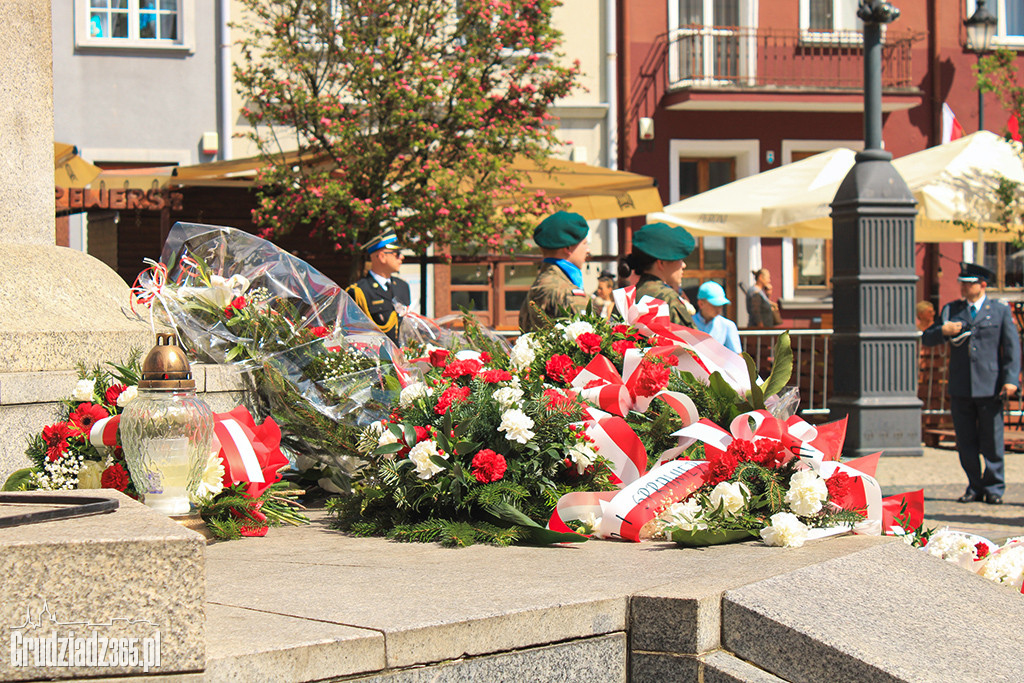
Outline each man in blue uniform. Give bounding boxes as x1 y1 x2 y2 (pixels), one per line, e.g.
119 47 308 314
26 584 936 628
346 229 411 344
922 262 1021 505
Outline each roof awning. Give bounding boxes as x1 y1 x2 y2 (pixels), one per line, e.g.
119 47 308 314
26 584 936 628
54 142 101 188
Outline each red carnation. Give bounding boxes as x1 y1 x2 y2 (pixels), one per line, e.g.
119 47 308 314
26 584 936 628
632 361 671 398
975 542 990 559
545 354 579 384
479 352 492 363
434 385 471 415
576 332 603 355
41 423 75 462
753 439 789 468
543 388 577 413
69 403 109 437
442 358 483 379
310 325 330 338
412 425 431 444
825 471 854 503
611 339 636 355
613 324 632 335
104 384 126 406
471 449 507 483
479 369 513 383
704 446 739 486
428 349 450 367
100 463 131 492
223 295 246 319
726 438 756 463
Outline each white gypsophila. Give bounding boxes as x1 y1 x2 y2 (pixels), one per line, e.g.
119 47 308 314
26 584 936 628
76 459 105 489
660 498 706 533
116 385 138 407
562 320 595 343
510 334 537 369
408 440 447 480
493 385 525 409
72 379 95 402
33 451 85 491
709 481 749 516
784 468 829 516
567 442 598 475
399 382 432 407
760 512 809 548
193 452 226 501
926 529 981 562
980 545 1024 588
498 408 535 444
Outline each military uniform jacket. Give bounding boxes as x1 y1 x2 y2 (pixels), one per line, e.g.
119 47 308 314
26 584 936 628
922 297 1021 398
635 274 694 328
346 274 411 344
518 262 588 332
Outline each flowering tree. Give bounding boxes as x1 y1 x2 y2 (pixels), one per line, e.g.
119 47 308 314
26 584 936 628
234 0 581 281
974 49 1024 240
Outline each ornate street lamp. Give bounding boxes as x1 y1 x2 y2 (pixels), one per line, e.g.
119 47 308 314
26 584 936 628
964 0 998 129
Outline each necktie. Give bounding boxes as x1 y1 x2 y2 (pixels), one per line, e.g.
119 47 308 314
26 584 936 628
970 306 977 320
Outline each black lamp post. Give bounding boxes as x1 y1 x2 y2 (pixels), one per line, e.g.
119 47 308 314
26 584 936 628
964 0 998 130
828 1 922 457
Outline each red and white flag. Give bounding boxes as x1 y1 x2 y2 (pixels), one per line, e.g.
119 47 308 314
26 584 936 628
1009 112 1022 142
941 103 965 144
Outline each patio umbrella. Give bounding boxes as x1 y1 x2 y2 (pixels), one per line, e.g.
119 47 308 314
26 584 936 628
54 142 102 188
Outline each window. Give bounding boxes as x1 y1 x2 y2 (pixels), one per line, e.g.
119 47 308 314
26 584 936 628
668 0 749 86
983 242 1024 290
76 0 193 50
677 157 735 312
800 0 863 44
791 150 833 291
970 1 1024 45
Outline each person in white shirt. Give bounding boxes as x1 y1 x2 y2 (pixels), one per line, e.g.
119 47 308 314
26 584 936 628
693 281 741 353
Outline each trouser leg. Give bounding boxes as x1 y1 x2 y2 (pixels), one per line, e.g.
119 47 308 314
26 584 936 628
951 396 983 495
978 396 1007 496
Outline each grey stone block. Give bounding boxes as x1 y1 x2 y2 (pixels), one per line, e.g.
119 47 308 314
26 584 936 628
346 633 626 683
632 650 785 683
723 542 1024 683
703 650 787 683
0 490 205 680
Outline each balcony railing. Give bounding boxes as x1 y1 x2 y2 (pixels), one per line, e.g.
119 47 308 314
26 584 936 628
666 26 917 91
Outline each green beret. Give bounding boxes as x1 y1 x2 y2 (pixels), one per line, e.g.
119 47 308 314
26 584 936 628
533 211 589 249
632 222 696 261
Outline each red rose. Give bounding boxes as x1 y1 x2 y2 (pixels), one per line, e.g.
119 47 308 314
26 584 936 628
479 369 513 383
100 463 131 492
975 542 991 559
471 449 507 483
442 358 483 379
611 339 636 355
41 423 74 462
223 295 246 319
69 403 109 437
545 354 578 384
104 384 126 406
434 385 471 415
429 349 450 367
632 361 670 398
576 332 603 355
310 326 330 338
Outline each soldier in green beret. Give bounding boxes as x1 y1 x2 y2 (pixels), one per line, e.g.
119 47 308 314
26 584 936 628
623 222 697 327
346 228 411 344
518 211 591 332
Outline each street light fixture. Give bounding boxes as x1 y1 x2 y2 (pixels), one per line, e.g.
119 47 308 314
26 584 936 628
964 0 998 129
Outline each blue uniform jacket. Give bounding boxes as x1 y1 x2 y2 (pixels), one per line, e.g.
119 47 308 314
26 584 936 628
922 297 1021 398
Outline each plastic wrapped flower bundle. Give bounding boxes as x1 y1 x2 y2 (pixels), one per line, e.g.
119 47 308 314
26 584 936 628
326 348 618 546
914 529 1024 592
132 222 412 485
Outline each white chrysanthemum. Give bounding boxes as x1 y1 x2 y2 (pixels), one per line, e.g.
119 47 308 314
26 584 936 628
980 545 1024 588
493 385 525 409
760 512 809 548
408 440 447 480
785 468 829 516
510 334 537 369
72 379 95 402
116 385 138 407
562 320 595 343
567 442 598 474
76 460 105 489
399 382 432 407
193 452 226 501
660 498 706 532
926 529 981 562
709 481 749 516
498 409 535 444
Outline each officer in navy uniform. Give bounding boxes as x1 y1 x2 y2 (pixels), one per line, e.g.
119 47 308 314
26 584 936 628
922 262 1021 505
346 229 411 344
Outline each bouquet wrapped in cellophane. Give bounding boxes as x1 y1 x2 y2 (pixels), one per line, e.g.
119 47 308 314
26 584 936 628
133 222 415 487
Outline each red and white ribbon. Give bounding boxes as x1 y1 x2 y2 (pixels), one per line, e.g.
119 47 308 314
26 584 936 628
89 415 121 449
214 418 266 485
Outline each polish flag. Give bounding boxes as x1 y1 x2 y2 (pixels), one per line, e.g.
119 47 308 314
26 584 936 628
941 103 965 144
1009 112 1022 142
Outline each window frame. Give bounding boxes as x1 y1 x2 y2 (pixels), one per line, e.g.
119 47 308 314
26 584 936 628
798 0 866 46
666 0 757 87
965 0 1024 49
75 0 195 52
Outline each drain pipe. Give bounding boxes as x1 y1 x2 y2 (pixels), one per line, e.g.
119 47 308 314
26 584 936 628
219 0 232 161
604 0 618 260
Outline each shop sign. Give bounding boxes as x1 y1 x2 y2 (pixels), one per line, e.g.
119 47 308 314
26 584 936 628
55 187 184 212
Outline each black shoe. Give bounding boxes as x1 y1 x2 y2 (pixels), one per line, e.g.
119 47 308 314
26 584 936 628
985 494 1004 505
957 492 982 503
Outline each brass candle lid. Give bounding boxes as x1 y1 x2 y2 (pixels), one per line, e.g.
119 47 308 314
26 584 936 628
138 333 196 390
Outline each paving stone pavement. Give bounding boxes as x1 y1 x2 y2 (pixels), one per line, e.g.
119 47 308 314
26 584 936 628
875 445 1024 543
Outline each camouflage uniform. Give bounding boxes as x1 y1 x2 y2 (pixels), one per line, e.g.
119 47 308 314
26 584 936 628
635 273 694 328
518 262 589 332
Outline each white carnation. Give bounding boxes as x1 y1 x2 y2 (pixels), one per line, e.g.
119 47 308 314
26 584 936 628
760 512 809 548
660 498 706 532
72 379 95 402
567 442 598 474
408 439 447 480
116 385 138 407
399 382 432 407
498 408 535 444
562 320 595 342
493 385 525 409
980 545 1024 589
377 427 401 456
785 468 829 516
709 481 748 516
926 529 982 562
510 334 537 369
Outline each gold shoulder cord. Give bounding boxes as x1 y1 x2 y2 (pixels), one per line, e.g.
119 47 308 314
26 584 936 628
346 284 398 335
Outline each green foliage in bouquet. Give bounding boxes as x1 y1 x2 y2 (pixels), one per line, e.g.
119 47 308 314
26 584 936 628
327 357 617 547
198 482 309 541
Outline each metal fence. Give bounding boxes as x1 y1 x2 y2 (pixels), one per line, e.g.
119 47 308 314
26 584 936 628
738 329 832 417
